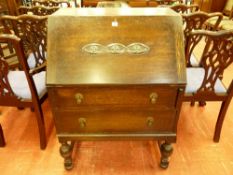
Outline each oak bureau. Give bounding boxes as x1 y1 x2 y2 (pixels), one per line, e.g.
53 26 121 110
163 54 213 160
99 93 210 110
47 8 186 170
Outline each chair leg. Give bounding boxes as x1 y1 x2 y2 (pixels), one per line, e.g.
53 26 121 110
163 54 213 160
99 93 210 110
190 101 195 106
30 107 35 112
214 100 231 142
0 124 6 147
17 107 25 110
198 101 206 107
34 105 47 150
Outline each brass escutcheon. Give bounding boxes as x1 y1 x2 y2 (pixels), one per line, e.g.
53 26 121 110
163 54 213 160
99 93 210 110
75 93 83 104
78 118 86 128
149 92 158 104
147 117 154 127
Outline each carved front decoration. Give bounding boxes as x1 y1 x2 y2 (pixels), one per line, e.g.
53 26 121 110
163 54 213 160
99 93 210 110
82 43 105 54
127 43 150 54
107 43 126 54
82 43 150 55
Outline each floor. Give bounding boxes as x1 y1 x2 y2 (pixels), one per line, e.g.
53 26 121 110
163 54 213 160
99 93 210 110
0 45 233 174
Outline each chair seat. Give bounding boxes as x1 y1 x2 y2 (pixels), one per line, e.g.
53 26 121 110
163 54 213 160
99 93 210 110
7 71 46 99
186 68 226 94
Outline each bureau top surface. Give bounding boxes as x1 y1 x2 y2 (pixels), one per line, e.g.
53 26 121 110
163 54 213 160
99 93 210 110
47 8 186 86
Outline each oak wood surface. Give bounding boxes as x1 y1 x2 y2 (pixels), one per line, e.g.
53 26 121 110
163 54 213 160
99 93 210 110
53 108 176 133
49 86 178 107
47 8 186 169
47 8 186 86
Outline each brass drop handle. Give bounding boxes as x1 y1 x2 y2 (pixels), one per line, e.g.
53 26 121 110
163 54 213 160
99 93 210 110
147 117 154 127
150 92 158 104
75 93 83 104
78 118 86 128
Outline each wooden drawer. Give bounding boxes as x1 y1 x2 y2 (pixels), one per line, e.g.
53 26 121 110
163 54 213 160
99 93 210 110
49 86 178 108
54 108 176 133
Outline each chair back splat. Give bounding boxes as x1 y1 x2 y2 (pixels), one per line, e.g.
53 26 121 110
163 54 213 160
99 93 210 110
184 29 233 142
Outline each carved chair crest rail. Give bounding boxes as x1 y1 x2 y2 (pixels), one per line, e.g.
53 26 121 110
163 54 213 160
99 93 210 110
18 5 59 15
32 0 71 7
170 3 199 14
0 34 47 149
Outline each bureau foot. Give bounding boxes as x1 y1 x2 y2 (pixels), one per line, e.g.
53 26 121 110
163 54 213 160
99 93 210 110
159 141 173 169
59 141 74 170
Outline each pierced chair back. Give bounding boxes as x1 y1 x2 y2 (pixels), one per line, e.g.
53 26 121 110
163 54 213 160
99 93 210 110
32 0 71 7
18 5 59 15
184 29 233 142
182 12 223 66
0 34 47 149
0 15 48 69
170 3 199 14
183 12 223 36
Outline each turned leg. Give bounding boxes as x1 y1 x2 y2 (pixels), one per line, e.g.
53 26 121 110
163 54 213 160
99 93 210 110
190 101 195 106
30 107 35 112
198 101 206 107
59 141 74 170
17 107 25 110
159 141 173 169
0 124 6 147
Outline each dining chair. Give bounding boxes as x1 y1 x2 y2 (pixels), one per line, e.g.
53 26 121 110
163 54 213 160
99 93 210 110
32 0 71 7
18 5 59 15
0 14 48 69
184 29 233 142
0 34 47 149
170 3 199 14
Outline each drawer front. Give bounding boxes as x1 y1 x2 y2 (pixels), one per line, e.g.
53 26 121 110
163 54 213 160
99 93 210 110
54 108 176 133
49 86 178 108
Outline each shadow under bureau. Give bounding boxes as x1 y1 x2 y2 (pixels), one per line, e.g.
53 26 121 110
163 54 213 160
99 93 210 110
47 8 186 170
